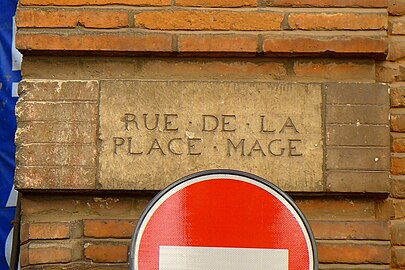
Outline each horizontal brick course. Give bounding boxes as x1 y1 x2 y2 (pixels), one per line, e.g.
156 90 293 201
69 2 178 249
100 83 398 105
326 125 390 146
326 171 390 193
263 34 387 56
16 9 128 28
16 32 173 52
318 241 391 263
327 147 390 170
20 0 171 6
83 219 136 238
135 10 284 31
289 12 387 30
311 221 390 240
21 222 70 243
268 0 387 7
176 0 257 7
84 242 129 263
21 243 72 266
178 34 257 53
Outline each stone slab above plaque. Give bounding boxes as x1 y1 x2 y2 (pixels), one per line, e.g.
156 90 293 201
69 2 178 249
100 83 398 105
98 80 324 191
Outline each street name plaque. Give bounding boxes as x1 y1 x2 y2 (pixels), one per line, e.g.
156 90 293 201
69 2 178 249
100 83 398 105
99 80 323 191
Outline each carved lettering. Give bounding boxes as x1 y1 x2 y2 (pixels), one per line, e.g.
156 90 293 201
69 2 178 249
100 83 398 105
147 139 166 155
260 115 276 133
280 117 299 134
227 139 245 156
143 114 159 131
124 114 138 131
164 114 179 131
202 115 219 132
188 138 202 155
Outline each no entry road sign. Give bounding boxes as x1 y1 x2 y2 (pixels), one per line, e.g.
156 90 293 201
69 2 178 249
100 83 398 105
129 170 318 270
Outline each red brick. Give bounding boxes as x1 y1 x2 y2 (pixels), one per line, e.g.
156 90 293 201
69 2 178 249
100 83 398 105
268 0 387 7
17 9 128 28
310 221 389 240
262 34 388 56
20 0 170 6
293 60 374 81
392 133 405 153
176 0 257 7
317 241 390 263
391 111 405 132
135 10 284 30
392 157 405 175
289 13 387 30
21 222 70 242
84 242 129 262
389 0 405 15
21 243 72 266
16 32 172 52
178 34 257 54
83 219 136 238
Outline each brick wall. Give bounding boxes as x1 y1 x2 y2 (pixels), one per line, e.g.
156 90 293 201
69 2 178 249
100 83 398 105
13 0 405 268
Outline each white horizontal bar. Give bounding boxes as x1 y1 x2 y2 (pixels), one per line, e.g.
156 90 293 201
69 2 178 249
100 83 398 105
159 246 288 270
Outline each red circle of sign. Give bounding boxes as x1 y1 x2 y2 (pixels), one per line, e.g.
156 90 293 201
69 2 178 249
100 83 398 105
131 172 316 270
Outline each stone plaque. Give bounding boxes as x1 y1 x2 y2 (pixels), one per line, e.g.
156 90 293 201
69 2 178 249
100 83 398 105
99 80 323 191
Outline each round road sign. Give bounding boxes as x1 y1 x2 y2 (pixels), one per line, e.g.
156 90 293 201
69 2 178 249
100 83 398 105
130 170 318 270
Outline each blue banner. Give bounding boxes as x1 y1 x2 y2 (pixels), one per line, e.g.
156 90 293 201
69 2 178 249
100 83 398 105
0 0 22 268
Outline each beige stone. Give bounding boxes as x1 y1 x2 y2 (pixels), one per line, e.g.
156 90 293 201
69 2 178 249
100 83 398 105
98 80 323 191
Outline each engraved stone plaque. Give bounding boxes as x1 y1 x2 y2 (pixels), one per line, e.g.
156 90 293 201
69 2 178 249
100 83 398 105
99 80 323 191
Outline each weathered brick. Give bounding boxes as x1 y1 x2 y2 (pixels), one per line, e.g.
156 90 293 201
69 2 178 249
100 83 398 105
376 61 401 83
392 246 405 268
293 60 374 81
319 265 389 270
391 221 405 245
391 83 405 107
176 0 257 7
295 198 376 220
16 32 172 52
17 9 128 28
310 221 389 240
21 222 70 242
391 175 405 197
178 34 257 54
135 10 284 30
18 80 99 101
388 36 405 60
317 240 390 263
267 0 387 7
326 125 389 146
393 199 405 218
20 0 171 6
390 16 405 35
263 34 388 57
392 156 405 175
392 133 405 152
21 195 140 220
391 111 405 132
389 0 405 15
15 166 96 189
326 171 389 193
16 121 96 144
326 106 388 125
83 219 136 238
325 83 389 105
16 144 96 166
16 102 97 122
141 59 287 80
21 243 72 266
327 147 390 170
84 242 129 263
289 13 387 30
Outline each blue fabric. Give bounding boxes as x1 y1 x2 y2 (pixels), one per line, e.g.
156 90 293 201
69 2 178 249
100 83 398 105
0 0 21 268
